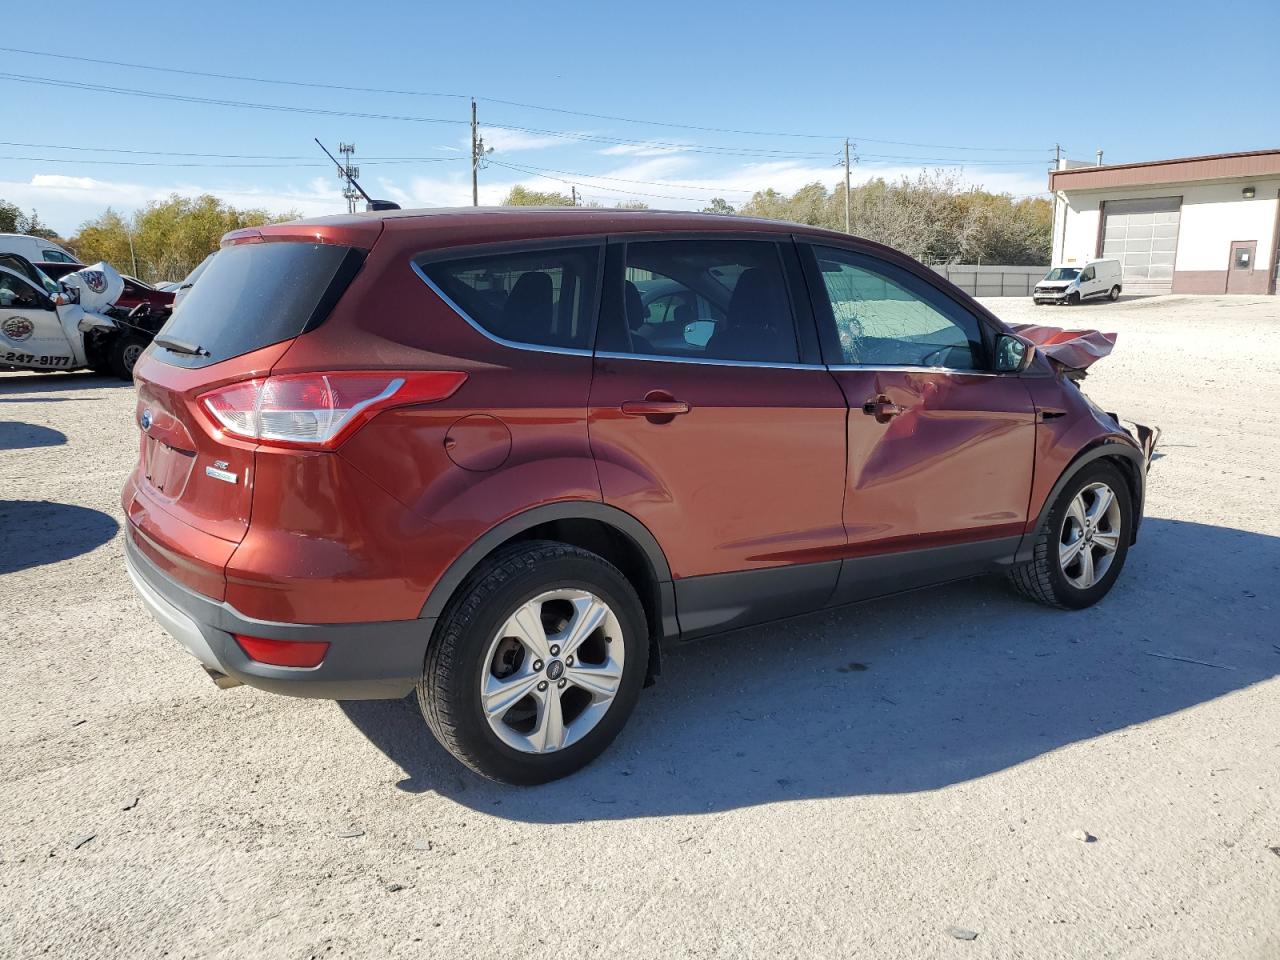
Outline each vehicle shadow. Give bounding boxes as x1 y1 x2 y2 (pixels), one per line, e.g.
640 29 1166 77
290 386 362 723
0 372 129 394
0 500 120 574
340 517 1279 821
0 421 67 450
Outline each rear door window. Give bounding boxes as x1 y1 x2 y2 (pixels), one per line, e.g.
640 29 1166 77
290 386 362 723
604 239 799 364
417 244 601 351
155 242 366 368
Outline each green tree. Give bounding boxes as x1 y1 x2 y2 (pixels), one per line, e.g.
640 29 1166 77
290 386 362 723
0 199 64 241
501 185 574 206
701 198 737 216
69 194 294 282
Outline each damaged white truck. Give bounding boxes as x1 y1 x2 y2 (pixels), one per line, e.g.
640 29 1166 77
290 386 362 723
0 254 170 379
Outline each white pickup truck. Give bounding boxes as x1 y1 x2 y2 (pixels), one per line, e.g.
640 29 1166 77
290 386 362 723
0 254 169 379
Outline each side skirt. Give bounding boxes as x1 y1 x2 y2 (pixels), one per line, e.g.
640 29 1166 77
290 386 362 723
673 536 1022 641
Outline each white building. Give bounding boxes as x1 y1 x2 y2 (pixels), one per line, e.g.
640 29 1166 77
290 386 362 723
1050 149 1280 295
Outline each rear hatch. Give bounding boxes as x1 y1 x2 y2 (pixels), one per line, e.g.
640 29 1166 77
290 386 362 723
129 233 372 567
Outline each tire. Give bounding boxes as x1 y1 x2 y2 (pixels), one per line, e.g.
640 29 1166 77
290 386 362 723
108 336 147 380
1068 292 1081 306
418 540 648 784
1008 461 1133 610
1108 286 1120 301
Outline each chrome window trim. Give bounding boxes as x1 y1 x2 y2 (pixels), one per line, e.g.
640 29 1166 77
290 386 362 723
596 351 822 371
410 260 595 358
826 363 1009 377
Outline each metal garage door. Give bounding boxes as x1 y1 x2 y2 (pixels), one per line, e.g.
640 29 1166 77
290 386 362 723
1101 197 1181 293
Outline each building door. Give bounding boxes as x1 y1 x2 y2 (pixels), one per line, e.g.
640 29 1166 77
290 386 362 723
1100 196 1181 294
1226 240 1257 294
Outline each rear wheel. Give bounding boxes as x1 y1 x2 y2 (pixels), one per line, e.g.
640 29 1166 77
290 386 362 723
1008 461 1133 609
418 541 647 784
1108 285 1121 301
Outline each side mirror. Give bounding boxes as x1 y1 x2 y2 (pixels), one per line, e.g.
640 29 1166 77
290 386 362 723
995 333 1034 373
59 282 80 304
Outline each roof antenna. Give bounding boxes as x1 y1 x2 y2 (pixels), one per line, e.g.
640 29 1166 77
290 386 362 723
315 138 400 211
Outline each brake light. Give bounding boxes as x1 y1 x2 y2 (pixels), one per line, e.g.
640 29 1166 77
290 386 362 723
235 634 329 668
198 371 466 449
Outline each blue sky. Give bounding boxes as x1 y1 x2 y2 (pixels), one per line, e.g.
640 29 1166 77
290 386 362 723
2 0 1276 234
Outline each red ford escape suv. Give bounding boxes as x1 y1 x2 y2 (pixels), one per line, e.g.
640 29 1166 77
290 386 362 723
122 209 1156 784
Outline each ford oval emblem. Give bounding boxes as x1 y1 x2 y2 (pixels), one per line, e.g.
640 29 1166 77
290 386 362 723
141 409 153 430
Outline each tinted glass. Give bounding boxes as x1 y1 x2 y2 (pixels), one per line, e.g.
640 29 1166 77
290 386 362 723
614 239 798 363
813 246 984 369
0 271 44 308
420 245 600 350
156 242 365 368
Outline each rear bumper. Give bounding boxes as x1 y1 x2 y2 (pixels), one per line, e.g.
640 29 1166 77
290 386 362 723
124 531 431 699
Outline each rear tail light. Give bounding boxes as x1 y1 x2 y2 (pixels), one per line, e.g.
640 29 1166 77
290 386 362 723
234 634 329 668
198 371 466 449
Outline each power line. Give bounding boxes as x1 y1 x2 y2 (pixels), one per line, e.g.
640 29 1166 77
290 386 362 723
0 71 1054 166
0 72 469 126
0 154 463 169
0 140 463 161
0 46 1050 152
489 159 734 204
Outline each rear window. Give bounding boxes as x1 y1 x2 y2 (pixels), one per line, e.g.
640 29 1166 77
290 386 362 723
417 244 601 351
155 242 365 367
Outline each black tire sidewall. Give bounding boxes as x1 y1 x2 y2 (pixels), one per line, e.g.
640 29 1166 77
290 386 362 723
109 336 146 380
1043 462 1133 608
426 548 647 784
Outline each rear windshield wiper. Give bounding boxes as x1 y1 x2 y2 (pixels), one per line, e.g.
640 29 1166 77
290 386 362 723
154 335 209 357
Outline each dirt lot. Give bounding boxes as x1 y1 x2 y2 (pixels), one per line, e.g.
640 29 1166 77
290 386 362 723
2 294 1278 959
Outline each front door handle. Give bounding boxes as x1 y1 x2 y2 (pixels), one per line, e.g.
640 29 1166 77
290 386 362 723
621 390 691 423
861 396 904 423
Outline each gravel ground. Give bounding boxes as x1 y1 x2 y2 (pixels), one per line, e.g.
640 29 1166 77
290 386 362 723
1 294 1278 959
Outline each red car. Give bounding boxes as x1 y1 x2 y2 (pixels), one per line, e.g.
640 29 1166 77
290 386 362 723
122 209 1155 783
35 261 176 312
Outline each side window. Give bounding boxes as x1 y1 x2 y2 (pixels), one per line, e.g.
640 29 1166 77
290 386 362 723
43 250 73 264
614 239 798 363
811 246 985 370
0 272 43 309
418 244 600 350
1080 266 1096 282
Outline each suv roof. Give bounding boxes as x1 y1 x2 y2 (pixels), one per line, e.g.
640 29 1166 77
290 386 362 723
227 206 866 254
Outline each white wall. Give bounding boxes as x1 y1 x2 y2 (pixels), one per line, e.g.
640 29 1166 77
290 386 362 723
1056 178 1280 275
1174 180 1280 271
1053 193 1102 266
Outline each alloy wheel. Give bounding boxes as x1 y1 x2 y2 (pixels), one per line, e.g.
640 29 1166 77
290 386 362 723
479 589 624 754
1059 481 1122 589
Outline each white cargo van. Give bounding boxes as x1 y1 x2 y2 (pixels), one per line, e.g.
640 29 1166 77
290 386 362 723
1033 259 1122 305
0 233 79 265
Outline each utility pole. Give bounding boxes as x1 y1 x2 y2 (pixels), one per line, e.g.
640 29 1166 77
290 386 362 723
1052 143 1062 264
570 185 578 207
471 99 480 206
337 143 360 214
843 139 852 234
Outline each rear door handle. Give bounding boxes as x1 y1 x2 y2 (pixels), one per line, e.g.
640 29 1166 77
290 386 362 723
621 390 691 422
861 396 904 422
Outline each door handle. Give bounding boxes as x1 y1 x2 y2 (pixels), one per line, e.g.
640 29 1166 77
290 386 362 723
621 390 691 423
861 396 903 422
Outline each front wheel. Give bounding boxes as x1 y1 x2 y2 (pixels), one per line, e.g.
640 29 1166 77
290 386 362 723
1008 461 1133 609
1068 291 1081 306
418 541 648 784
108 335 147 380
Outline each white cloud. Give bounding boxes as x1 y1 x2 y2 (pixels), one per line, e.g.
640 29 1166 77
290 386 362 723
2 173 354 234
597 142 688 158
479 128 573 153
